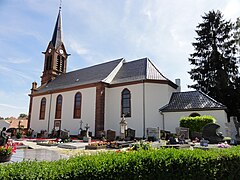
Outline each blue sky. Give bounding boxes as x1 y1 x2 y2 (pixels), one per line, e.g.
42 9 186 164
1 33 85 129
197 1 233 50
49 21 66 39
0 0 239 118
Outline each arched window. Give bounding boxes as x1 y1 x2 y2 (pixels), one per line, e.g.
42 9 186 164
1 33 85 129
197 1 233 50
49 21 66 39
55 95 63 119
121 89 131 117
46 55 52 70
39 97 46 120
73 92 82 119
189 113 200 117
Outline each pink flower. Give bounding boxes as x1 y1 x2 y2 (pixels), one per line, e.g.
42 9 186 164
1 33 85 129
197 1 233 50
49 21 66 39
217 143 231 148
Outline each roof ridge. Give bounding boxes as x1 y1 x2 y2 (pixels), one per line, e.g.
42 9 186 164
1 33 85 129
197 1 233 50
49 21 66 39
172 90 196 94
66 58 124 75
198 91 225 107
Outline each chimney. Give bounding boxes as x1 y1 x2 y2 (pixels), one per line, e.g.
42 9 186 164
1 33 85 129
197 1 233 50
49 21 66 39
31 81 37 93
175 79 181 92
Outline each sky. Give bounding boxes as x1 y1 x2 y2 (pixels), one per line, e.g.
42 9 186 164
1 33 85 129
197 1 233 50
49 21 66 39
0 0 239 118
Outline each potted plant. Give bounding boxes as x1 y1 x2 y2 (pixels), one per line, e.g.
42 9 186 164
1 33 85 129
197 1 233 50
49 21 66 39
0 142 16 163
16 132 22 139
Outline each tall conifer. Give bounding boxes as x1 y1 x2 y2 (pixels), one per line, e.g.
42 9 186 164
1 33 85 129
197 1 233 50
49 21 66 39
189 10 239 118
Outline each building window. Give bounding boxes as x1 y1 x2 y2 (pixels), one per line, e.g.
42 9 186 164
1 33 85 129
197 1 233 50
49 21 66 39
61 57 65 72
189 113 200 117
56 55 64 72
121 88 131 117
57 55 61 71
39 97 46 120
46 55 52 70
73 92 82 119
55 95 62 119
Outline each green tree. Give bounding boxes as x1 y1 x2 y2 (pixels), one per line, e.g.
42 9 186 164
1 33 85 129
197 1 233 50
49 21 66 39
18 113 28 119
189 10 240 119
234 17 240 60
234 18 240 43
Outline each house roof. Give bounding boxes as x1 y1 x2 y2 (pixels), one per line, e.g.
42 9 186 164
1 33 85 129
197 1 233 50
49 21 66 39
111 58 168 84
36 58 124 93
159 91 226 112
35 57 177 94
7 119 28 129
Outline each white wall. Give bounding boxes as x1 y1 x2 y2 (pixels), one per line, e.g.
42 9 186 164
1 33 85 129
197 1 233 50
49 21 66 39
105 84 144 137
30 95 50 133
145 83 176 131
105 82 176 137
30 87 96 135
162 110 228 135
31 82 179 137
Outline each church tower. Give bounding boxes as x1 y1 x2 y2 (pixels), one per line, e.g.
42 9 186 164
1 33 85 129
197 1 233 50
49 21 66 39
41 6 69 85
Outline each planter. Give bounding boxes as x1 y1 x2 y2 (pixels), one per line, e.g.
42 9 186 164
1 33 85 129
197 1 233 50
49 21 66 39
0 154 12 163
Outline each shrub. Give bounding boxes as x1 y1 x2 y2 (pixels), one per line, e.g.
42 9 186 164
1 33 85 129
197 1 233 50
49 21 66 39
180 115 215 133
1 147 240 179
16 132 22 139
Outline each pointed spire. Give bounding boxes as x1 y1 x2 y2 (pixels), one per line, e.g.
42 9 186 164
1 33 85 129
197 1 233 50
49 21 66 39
51 3 63 49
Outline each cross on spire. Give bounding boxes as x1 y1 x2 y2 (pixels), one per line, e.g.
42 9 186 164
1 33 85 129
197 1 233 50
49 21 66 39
59 0 62 11
51 1 63 49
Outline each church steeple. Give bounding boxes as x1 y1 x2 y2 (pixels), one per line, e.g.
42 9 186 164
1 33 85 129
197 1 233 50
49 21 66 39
51 7 63 49
41 3 69 85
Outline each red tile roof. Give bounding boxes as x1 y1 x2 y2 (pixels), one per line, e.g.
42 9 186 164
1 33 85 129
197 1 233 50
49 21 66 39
7 119 28 129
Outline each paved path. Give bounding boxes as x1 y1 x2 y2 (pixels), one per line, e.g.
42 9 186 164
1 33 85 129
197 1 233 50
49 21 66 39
9 140 89 163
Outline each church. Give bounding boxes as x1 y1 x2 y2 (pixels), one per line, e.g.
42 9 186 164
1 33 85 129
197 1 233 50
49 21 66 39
28 7 227 138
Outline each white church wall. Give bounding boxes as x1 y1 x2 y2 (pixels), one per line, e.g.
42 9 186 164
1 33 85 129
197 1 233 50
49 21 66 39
144 83 177 131
105 84 144 137
162 110 227 136
59 87 96 135
105 82 177 137
30 95 51 133
30 87 96 135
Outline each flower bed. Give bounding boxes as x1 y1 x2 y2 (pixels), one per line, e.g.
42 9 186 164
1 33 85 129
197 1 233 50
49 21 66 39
85 145 107 150
37 140 58 146
85 141 108 150
218 142 231 148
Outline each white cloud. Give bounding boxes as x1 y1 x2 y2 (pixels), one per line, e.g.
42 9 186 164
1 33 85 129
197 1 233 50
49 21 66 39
223 0 240 20
0 65 32 81
67 37 88 56
0 103 26 110
0 57 31 64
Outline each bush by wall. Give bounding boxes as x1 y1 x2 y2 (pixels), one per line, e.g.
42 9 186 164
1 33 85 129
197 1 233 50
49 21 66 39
1 147 240 179
180 115 216 133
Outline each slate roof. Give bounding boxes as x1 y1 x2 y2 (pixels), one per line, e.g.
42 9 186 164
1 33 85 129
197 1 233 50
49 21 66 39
111 58 168 84
159 91 226 112
35 57 176 94
51 9 63 49
36 58 123 93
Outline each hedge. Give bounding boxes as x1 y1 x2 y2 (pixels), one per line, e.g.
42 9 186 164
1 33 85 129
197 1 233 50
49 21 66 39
1 147 240 179
180 115 216 133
